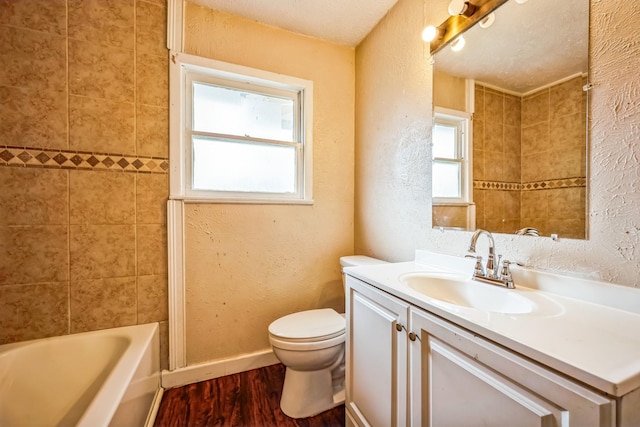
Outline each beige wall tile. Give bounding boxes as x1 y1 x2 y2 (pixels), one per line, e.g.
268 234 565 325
548 187 585 220
70 225 135 280
521 122 550 155
136 104 168 157
550 76 584 119
69 95 135 153
137 274 168 323
474 86 484 122
136 173 168 224
432 205 468 229
504 154 521 182
484 120 503 153
549 147 584 179
70 276 136 332
504 95 521 128
0 0 66 35
0 225 68 285
521 190 548 219
137 224 167 275
547 218 585 239
474 190 485 229
0 282 68 344
69 39 134 102
503 124 521 156
0 168 68 226
136 0 166 56
483 190 506 220
485 152 506 181
504 191 521 218
522 90 549 126
158 320 169 370
473 118 484 150
484 90 503 124
0 85 68 148
136 53 168 106
70 170 135 225
473 148 485 180
551 112 586 149
68 0 134 49
0 25 66 92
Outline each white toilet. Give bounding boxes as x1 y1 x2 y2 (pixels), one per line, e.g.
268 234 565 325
268 255 387 419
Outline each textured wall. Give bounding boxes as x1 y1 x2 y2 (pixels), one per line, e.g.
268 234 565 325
183 3 355 364
0 0 170 360
356 0 640 286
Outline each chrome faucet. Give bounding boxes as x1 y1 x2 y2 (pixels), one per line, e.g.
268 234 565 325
467 229 515 289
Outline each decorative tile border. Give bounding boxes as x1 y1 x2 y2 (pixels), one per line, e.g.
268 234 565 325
521 177 586 190
0 146 168 174
474 177 586 191
474 180 521 191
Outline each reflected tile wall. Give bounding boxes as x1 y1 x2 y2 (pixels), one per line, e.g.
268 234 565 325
474 79 586 238
0 0 169 354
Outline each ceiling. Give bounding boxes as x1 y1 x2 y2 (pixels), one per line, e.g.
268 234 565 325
189 0 400 46
188 0 589 94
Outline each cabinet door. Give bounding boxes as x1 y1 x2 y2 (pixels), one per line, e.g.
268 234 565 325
346 276 410 427
409 308 615 427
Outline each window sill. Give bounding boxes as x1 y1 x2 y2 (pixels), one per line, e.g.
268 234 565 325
432 201 474 207
170 196 314 205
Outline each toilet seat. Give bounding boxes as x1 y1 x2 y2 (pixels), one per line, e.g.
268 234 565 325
268 309 345 351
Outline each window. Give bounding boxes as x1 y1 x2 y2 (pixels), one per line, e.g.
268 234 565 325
170 52 313 203
432 108 471 203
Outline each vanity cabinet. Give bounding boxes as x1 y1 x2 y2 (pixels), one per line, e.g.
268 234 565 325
345 275 410 427
346 275 615 427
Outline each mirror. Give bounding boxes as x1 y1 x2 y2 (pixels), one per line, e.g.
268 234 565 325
431 0 589 239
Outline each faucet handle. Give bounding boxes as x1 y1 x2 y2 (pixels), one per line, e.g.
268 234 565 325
465 254 484 277
501 260 515 289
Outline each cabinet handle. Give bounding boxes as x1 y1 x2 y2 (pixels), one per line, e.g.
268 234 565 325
409 332 417 341
396 323 403 332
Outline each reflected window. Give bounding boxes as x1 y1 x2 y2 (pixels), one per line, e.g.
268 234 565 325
432 109 471 203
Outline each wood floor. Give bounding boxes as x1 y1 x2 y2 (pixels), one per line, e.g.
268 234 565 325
154 364 345 427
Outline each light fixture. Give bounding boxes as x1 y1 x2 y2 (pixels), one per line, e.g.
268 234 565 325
479 12 495 28
515 0 528 3
448 0 477 17
450 36 465 51
421 25 444 42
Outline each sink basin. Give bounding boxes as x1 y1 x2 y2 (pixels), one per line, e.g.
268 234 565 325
399 272 535 314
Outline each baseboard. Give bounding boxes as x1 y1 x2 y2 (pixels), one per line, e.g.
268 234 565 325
161 349 279 389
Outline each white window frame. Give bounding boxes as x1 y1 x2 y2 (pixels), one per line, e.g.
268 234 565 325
432 106 472 205
169 51 314 204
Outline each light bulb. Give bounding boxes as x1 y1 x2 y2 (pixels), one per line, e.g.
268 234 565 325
422 25 438 42
448 0 467 15
450 36 465 51
479 12 495 28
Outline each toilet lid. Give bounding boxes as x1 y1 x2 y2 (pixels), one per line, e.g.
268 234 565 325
268 308 345 341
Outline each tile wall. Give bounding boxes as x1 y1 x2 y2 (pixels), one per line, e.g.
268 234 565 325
473 77 586 238
0 0 169 364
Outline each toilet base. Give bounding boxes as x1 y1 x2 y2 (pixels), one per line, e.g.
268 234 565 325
280 366 345 419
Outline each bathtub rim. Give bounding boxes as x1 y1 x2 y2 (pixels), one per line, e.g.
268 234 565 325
0 323 161 427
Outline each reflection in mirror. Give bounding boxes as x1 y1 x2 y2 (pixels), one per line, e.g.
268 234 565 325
431 0 589 239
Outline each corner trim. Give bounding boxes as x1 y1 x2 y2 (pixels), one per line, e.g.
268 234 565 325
167 200 186 370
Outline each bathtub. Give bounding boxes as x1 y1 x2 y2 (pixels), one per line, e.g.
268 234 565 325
0 323 162 427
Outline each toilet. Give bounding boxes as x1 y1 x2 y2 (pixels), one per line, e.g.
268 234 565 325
268 255 387 419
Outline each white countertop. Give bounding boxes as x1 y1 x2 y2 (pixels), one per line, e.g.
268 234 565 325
345 252 640 397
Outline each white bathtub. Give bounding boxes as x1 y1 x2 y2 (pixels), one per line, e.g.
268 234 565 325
0 323 162 427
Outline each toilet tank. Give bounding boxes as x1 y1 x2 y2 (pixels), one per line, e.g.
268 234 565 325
340 256 387 289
